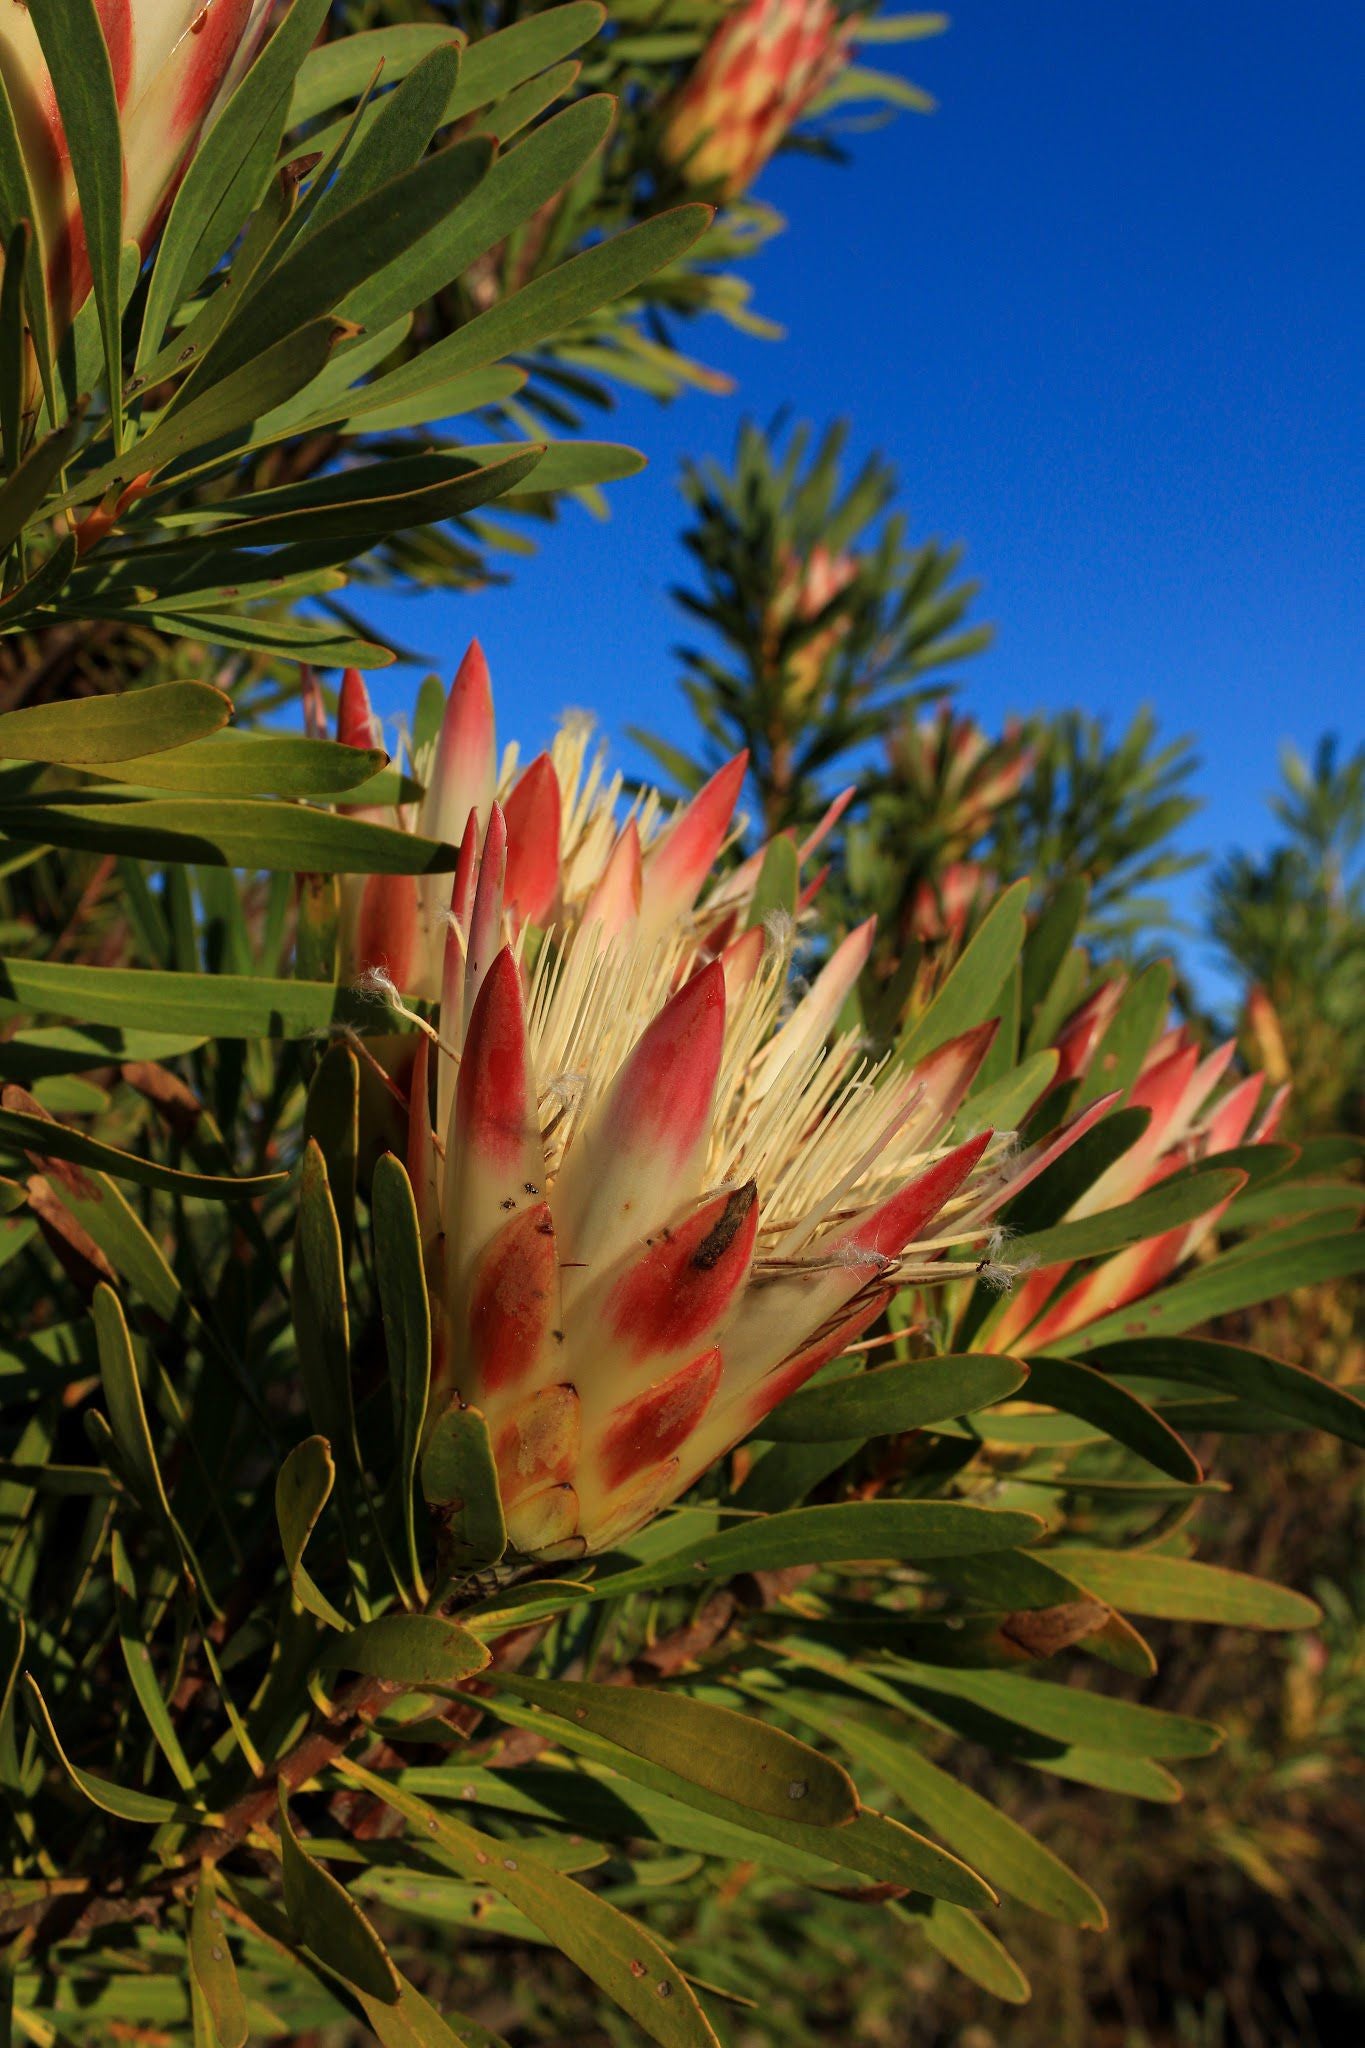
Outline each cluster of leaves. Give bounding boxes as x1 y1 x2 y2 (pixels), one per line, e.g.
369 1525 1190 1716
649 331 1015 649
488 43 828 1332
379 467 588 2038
2 816 1363 2040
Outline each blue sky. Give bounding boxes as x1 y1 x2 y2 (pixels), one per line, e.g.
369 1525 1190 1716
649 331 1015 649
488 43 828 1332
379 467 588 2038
365 1 1364 991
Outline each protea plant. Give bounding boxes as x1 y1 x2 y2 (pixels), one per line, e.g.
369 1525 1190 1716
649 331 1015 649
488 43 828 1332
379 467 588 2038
350 645 1118 1558
0 0 272 334
662 0 852 199
981 990 1288 1353
764 540 861 707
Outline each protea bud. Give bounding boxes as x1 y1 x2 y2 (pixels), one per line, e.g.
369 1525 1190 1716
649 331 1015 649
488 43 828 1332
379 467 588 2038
985 1007 1288 1353
662 0 851 200
0 0 272 336
380 643 1113 1558
764 541 860 707
888 703 1034 856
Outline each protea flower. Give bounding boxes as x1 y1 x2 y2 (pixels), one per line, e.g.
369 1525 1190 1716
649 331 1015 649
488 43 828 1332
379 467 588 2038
982 1003 1288 1354
0 0 272 335
764 541 860 707
365 643 1118 1558
887 704 1034 856
662 0 851 200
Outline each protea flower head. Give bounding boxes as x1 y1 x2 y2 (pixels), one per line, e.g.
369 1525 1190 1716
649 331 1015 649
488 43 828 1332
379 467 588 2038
888 703 1034 855
357 642 1119 1558
0 0 272 335
662 0 851 200
764 541 860 707
983 1002 1288 1354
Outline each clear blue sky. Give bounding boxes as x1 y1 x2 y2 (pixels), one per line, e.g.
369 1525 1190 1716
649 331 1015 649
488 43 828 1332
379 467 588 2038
364 1 1364 990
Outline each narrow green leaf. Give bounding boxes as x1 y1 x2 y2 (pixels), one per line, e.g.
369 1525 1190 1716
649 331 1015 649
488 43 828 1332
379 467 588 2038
92 1284 173 1526
292 1144 354 1461
496 1675 858 1828
0 411 84 555
477 1693 994 1907
92 730 387 797
898 881 1031 1064
24 1674 204 1824
1011 1164 1247 1267
1088 1334 1365 1448
0 794 461 875
1049 1549 1321 1630
29 0 123 438
775 1690 1106 1928
276 1436 349 1631
0 957 389 1039
1019 1355 1202 1483
111 1529 199 1794
760 1354 1028 1443
278 1784 401 2002
0 1101 284 1201
883 1657 1220 1759
188 1863 248 2048
420 1403 506 1570
0 683 231 766
373 1155 434 1591
337 1758 721 2048
303 1045 359 1263
317 1614 491 1688
899 1897 1030 2004
141 0 335 362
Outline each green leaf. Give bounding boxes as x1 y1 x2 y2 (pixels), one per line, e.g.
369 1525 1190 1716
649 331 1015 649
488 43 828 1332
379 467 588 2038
1072 963 1170 1111
278 1785 401 2002
29 0 123 438
1018 1355 1202 1483
190 138 495 395
373 1155 433 1593
317 1614 491 1688
141 0 335 361
444 2 605 121
1003 1108 1152 1235
24 1674 204 1825
352 205 713 411
0 684 231 766
1011 1164 1247 1267
337 1758 722 2048
293 1143 354 1460
0 411 84 556
883 1657 1220 1759
0 957 390 1039
91 729 387 797
773 1690 1106 1929
303 1045 359 1263
745 837 800 928
0 80 54 418
898 882 1030 1065
759 1353 1028 1443
419 1403 506 1571
1087 1334 1365 1448
188 1863 248 2048
494 1675 858 1828
276 1436 349 1631
289 24 458 127
899 1898 1030 2004
1049 1549 1321 1630
92 1284 173 1527
345 95 614 333
0 795 460 874
357 1971 486 2048
111 1529 199 1795
0 1101 284 1201
583 1500 1045 1602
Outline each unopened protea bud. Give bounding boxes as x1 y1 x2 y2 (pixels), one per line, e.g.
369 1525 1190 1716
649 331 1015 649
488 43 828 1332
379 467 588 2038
985 1006 1288 1352
764 541 860 707
0 0 272 336
662 0 851 200
379 644 1114 1558
888 703 1034 855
